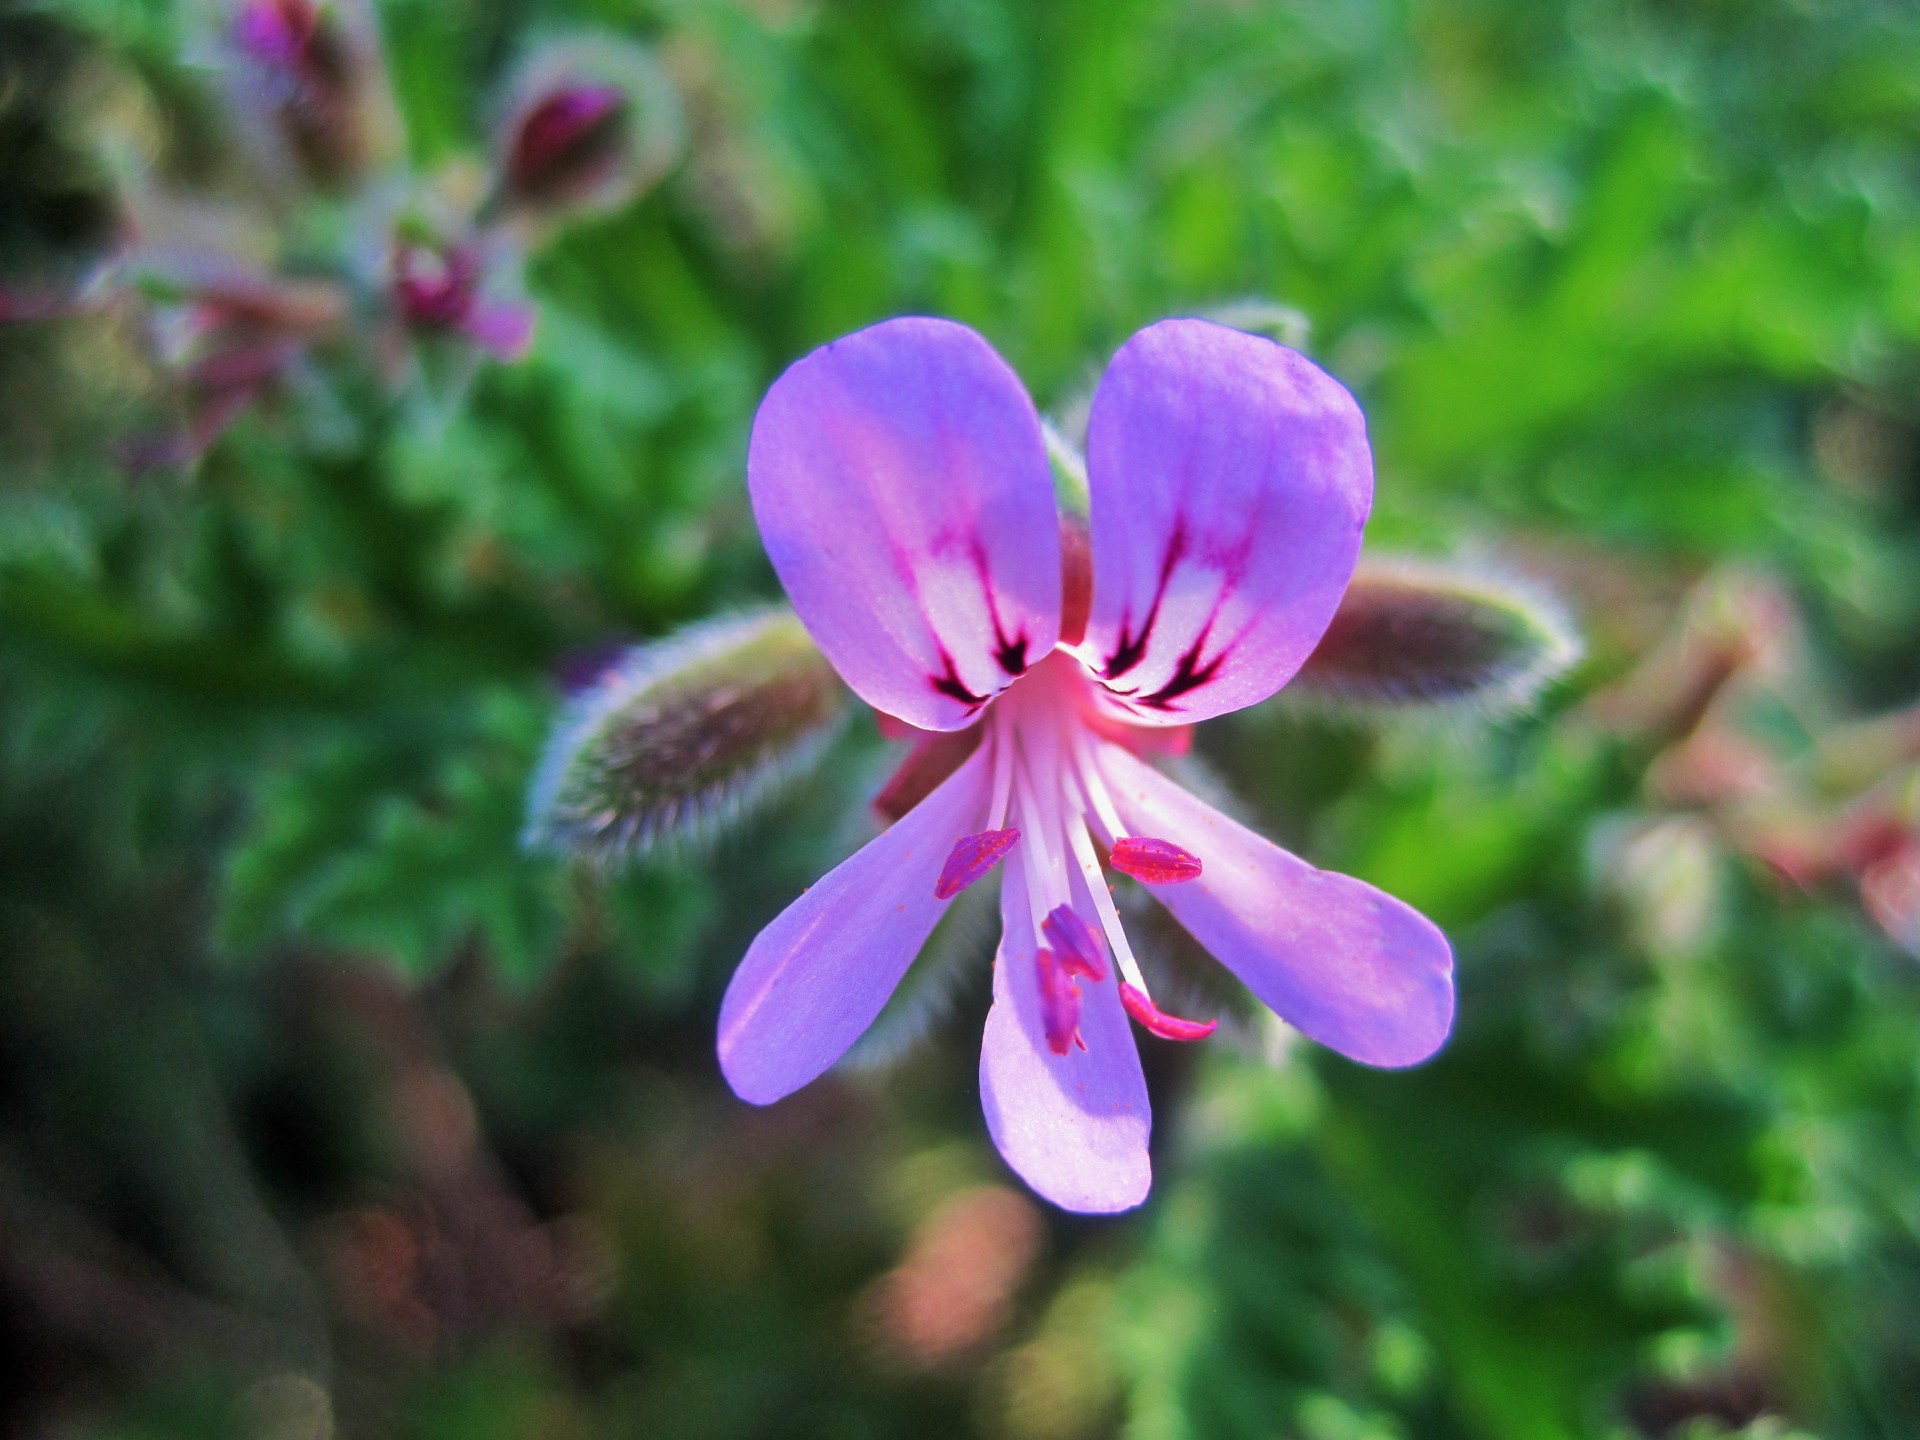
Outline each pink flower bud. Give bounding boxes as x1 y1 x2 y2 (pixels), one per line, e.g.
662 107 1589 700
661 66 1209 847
505 84 630 211
489 38 682 233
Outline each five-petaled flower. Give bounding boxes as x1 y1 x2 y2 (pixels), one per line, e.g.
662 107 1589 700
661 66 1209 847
719 316 1455 1213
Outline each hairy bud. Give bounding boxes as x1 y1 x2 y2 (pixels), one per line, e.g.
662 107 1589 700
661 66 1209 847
525 609 850 861
1292 557 1582 714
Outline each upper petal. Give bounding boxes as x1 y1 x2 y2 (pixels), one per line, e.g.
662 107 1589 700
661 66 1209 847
1081 318 1372 724
979 857 1151 1213
748 318 1062 731
718 748 991 1104
1097 744 1453 1067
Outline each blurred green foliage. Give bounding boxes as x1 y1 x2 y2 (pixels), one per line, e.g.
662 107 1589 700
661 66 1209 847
4 0 1920 1437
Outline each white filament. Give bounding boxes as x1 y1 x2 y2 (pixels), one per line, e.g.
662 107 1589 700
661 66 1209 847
1063 813 1148 993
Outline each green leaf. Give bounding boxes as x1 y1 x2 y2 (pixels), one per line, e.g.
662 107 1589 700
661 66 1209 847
222 688 565 983
524 608 851 862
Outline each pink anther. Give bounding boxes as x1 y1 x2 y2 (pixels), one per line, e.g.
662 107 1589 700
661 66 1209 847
1109 836 1202 884
1041 905 1108 981
1119 983 1218 1042
933 828 1019 900
1035 950 1087 1056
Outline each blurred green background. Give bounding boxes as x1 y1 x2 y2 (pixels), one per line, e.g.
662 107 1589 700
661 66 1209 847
5 0 1920 1436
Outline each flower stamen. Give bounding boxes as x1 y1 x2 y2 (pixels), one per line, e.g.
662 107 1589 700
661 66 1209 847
1041 905 1108 981
1119 983 1219 1042
1068 731 1127 844
935 829 1020 899
986 705 1016 831
1034 949 1087 1055
1061 815 1150 993
1110 836 1202 884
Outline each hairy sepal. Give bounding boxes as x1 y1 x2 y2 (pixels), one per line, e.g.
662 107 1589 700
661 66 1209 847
525 608 849 862
1289 557 1582 716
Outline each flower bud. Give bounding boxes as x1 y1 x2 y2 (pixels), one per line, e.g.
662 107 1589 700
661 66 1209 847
488 37 682 233
526 609 850 861
1290 556 1582 716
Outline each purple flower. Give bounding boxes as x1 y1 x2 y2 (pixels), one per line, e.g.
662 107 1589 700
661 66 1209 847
719 317 1455 1213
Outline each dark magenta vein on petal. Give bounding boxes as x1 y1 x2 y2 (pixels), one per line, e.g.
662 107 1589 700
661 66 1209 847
1102 520 1185 682
928 646 990 707
969 537 1032 677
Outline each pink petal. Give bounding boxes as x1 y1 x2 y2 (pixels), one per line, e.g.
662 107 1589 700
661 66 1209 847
979 858 1150 1214
718 749 990 1104
748 318 1062 732
1098 744 1454 1068
1081 319 1372 725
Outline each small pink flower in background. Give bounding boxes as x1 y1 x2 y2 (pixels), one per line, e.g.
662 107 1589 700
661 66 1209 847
719 316 1455 1213
234 0 319 67
229 0 392 189
121 258 347 471
1759 794 1920 959
389 237 534 360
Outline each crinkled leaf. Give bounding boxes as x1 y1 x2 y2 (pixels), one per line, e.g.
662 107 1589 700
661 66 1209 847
1290 558 1582 714
525 608 850 861
222 689 565 984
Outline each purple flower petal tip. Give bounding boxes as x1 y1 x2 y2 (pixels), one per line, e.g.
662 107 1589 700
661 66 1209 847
1083 318 1372 725
1097 744 1454 1069
979 862 1150 1214
718 751 992 1104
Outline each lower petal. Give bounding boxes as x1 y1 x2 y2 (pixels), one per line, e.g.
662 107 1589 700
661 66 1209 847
718 749 991 1104
1098 744 1454 1068
979 858 1151 1213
